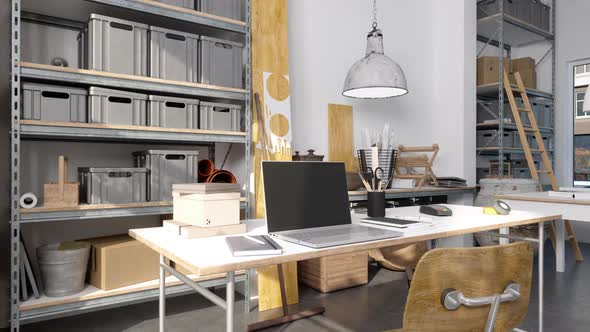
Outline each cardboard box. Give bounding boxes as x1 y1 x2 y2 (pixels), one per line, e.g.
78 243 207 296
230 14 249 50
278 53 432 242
86 235 160 290
173 192 240 227
298 251 368 292
511 57 535 73
163 220 247 239
509 69 537 89
477 56 510 86
477 56 537 89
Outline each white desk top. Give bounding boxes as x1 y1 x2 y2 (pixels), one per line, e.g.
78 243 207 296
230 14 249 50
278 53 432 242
129 205 559 277
497 191 590 206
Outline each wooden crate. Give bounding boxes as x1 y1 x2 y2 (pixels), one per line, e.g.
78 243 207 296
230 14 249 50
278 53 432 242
298 251 368 293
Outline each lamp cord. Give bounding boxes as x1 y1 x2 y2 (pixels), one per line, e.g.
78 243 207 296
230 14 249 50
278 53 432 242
372 0 378 29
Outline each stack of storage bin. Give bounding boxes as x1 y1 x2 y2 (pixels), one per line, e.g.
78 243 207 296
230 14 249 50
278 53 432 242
477 0 551 32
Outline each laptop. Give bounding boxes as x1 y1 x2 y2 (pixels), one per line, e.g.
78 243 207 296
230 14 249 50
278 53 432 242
262 161 402 248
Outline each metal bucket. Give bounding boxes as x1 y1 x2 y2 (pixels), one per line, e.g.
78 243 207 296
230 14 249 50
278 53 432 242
37 242 90 297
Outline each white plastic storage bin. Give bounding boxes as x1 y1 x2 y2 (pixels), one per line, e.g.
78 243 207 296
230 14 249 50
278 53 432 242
199 0 244 21
477 129 512 148
22 83 87 122
149 26 199 82
89 87 147 126
154 0 195 9
199 36 243 88
79 167 148 204
199 102 241 131
80 14 148 76
148 95 199 129
133 150 200 201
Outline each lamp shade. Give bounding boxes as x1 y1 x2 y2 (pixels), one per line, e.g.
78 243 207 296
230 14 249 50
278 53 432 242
584 85 590 112
343 29 408 99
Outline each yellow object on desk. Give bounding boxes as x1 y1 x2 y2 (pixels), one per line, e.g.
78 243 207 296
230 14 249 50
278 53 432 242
483 207 499 215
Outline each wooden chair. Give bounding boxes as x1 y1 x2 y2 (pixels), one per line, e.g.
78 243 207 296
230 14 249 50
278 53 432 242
369 242 428 285
388 242 533 332
394 145 439 187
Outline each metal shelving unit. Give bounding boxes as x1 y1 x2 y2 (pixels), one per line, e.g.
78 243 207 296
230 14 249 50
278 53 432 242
20 121 247 144
9 0 252 328
476 0 556 182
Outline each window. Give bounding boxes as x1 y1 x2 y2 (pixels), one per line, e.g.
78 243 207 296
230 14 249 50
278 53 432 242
576 89 590 118
575 64 590 74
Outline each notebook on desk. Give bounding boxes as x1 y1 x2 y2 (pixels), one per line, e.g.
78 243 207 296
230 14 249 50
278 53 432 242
225 235 283 257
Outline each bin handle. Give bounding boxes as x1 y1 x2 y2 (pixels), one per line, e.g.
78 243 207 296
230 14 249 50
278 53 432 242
214 42 233 50
165 101 187 109
110 21 133 31
41 91 70 99
108 96 132 104
108 171 132 178
213 106 231 113
165 154 186 160
165 33 186 42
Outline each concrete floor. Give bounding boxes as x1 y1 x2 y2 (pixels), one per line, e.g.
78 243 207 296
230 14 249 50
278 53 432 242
17 242 590 332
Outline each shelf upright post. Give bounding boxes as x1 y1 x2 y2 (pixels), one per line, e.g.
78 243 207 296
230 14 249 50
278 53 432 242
10 0 22 330
551 0 556 172
498 0 505 176
244 0 252 219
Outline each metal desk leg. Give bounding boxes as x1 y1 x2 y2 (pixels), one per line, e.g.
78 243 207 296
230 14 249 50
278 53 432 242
227 271 235 332
159 255 166 332
554 220 566 273
539 222 544 332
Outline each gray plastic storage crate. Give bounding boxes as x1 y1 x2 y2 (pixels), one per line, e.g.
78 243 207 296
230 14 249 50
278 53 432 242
200 36 243 88
22 82 87 122
79 167 148 204
79 14 148 76
200 102 241 131
477 129 512 148
539 2 550 31
529 0 542 27
513 167 531 179
89 87 147 126
199 0 244 21
154 0 194 9
22 20 80 68
133 150 199 201
477 0 517 19
149 26 199 82
148 95 199 129
517 0 533 24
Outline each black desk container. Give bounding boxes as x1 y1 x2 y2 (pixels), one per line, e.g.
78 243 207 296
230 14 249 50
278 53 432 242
367 191 386 217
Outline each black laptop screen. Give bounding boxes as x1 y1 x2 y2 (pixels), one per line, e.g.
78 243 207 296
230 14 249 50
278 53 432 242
262 161 352 233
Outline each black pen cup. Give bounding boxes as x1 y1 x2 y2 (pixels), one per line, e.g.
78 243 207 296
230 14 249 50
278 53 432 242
367 191 386 217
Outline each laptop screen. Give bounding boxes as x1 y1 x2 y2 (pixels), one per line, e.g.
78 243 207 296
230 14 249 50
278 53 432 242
262 161 352 233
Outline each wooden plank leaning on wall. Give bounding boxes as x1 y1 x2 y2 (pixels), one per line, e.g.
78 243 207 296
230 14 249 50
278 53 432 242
252 0 299 311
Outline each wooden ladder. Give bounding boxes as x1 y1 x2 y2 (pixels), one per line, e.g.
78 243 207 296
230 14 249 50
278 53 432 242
503 70 583 262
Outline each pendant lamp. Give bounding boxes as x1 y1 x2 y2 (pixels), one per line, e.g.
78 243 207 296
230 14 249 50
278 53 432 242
343 0 408 99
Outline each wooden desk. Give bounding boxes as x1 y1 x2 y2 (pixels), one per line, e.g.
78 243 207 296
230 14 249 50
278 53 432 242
130 205 559 332
497 191 589 273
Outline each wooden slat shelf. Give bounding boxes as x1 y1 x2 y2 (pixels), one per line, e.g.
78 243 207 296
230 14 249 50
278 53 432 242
477 83 553 99
20 120 247 144
20 199 248 223
19 62 247 101
20 272 247 323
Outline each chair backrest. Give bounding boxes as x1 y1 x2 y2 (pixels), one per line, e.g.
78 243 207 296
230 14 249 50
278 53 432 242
401 242 533 332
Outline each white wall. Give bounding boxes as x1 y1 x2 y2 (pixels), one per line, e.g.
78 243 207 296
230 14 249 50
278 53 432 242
287 0 476 184
553 1 590 242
